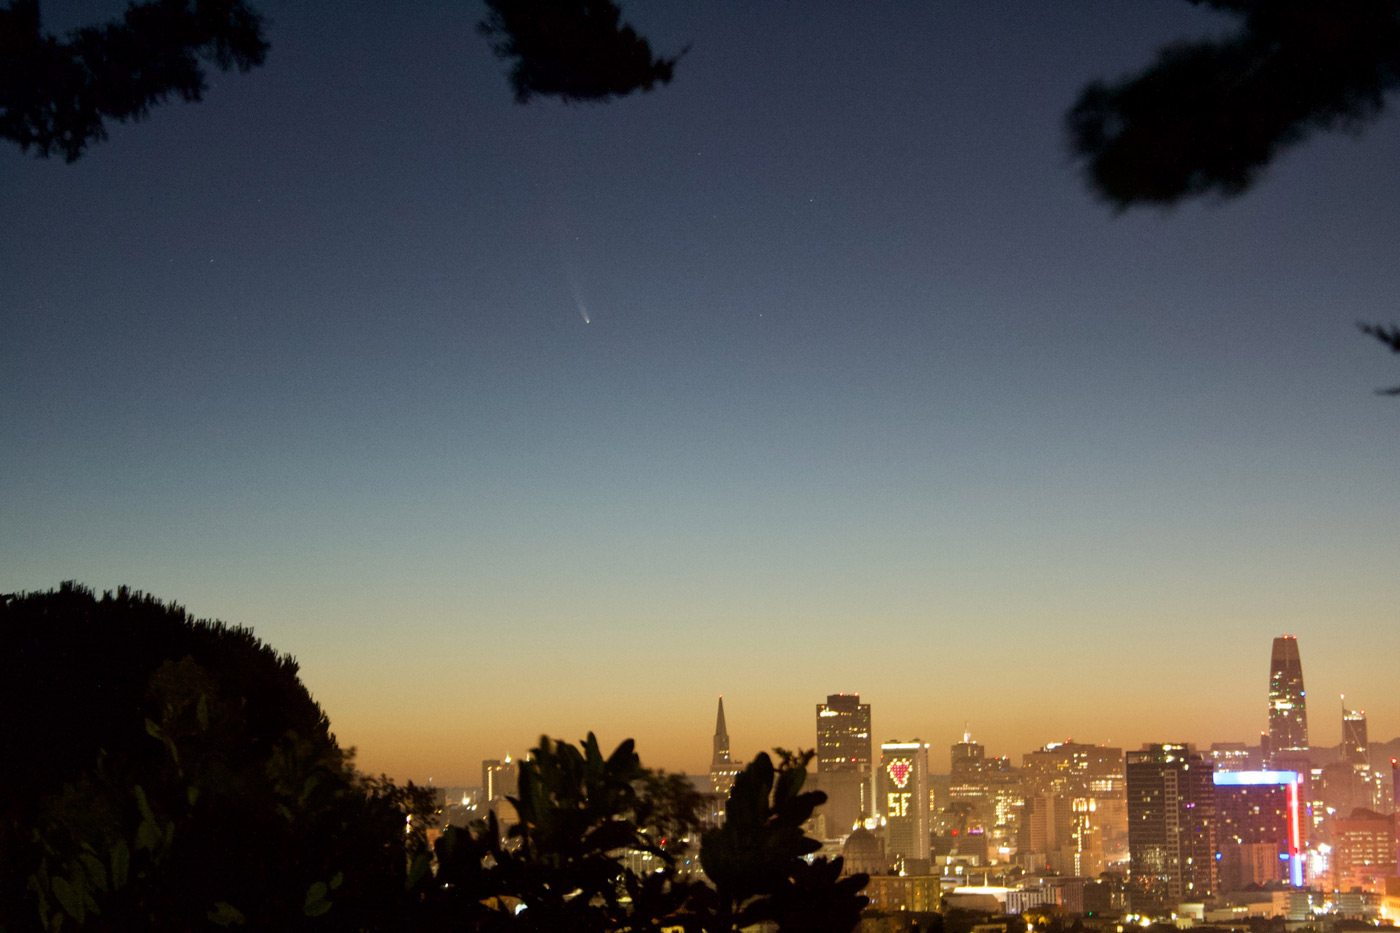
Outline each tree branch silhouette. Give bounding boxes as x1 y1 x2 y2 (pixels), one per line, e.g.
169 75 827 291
478 0 685 104
0 0 268 162
1068 0 1400 209
1359 322 1400 395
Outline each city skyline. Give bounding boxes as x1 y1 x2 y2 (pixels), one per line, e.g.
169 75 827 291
4 2 1398 786
444 628 1396 783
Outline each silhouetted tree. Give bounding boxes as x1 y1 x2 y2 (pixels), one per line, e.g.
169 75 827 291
478 0 684 103
1358 322 1400 394
0 583 433 931
1067 1 1400 209
0 0 680 161
0 0 268 161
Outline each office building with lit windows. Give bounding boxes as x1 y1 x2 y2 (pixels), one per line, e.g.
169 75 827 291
949 729 1023 859
817 693 872 772
1213 770 1304 890
814 693 873 836
1321 700 1384 817
1022 741 1127 876
1342 702 1369 767
1266 636 1310 772
1330 808 1399 893
482 756 515 802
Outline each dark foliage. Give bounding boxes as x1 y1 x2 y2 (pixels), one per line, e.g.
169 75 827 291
1068 0 1400 209
1359 322 1400 394
419 733 706 932
0 583 432 932
419 740 867 932
0 0 268 161
478 0 684 103
695 750 869 933
2 0 681 161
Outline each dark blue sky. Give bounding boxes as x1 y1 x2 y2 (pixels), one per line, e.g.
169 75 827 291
3 1 1398 780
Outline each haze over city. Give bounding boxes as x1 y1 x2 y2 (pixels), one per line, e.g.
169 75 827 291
3 2 1398 786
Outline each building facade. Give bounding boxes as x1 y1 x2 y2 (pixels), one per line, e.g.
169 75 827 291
1213 770 1305 890
482 756 516 802
710 696 739 795
817 693 872 772
948 730 1023 862
1331 809 1399 893
881 739 931 868
815 693 873 836
1126 744 1217 905
1021 741 1128 875
1265 636 1310 771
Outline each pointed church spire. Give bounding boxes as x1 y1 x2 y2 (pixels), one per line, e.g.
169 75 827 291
715 695 728 742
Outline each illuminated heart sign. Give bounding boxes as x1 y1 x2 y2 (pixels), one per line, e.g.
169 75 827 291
887 759 912 788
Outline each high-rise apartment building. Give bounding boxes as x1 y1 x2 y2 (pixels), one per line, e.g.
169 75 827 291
1266 636 1310 770
1126 744 1217 905
710 696 739 795
880 740 931 868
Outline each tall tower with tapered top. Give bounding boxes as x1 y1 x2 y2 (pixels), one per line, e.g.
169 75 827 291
1267 636 1310 770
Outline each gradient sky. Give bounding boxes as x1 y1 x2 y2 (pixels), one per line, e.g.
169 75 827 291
3 1 1398 784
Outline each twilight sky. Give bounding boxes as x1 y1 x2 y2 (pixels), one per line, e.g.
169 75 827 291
3 1 1398 783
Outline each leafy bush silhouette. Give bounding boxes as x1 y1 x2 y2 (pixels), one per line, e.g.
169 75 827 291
0 583 431 931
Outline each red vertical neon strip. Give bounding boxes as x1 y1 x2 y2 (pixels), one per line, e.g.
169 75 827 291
1288 775 1302 886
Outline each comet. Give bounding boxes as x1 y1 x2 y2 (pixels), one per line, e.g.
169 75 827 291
569 279 591 323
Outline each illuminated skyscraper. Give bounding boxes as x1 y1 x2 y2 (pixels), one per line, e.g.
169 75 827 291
482 756 515 802
814 694 873 836
817 694 872 773
710 696 739 795
1126 744 1217 904
481 756 520 831
1324 698 1383 815
1342 700 1369 767
1266 636 1309 769
880 740 930 867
